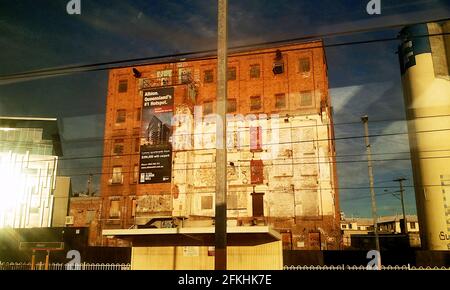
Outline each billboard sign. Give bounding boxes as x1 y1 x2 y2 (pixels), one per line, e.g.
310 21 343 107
139 87 174 184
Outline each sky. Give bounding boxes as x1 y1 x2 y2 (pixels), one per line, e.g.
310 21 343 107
0 0 449 217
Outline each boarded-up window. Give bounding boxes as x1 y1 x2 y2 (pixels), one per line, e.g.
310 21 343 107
228 67 236 80
309 232 321 249
118 80 128 93
250 64 261 79
227 194 238 209
275 93 286 109
86 210 96 224
113 139 124 155
250 126 263 152
116 109 126 123
227 99 237 113
112 166 123 184
250 96 262 111
251 159 264 184
299 57 311 73
300 91 313 107
201 196 213 210
131 199 137 217
252 193 264 217
109 200 120 218
204 69 214 83
301 190 319 216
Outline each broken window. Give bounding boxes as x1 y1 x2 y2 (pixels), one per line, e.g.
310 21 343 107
204 69 214 83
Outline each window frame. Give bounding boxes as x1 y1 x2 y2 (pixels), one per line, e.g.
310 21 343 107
249 64 261 79
250 95 262 111
116 109 126 124
275 93 287 109
203 69 214 83
118 80 128 93
300 90 313 107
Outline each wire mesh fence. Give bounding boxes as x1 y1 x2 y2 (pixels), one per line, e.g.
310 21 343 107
284 265 450 270
0 262 131 270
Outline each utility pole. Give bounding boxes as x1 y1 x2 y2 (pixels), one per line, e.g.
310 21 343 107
393 177 407 235
361 116 381 256
215 0 228 270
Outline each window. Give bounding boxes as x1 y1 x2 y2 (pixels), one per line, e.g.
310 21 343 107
136 108 141 121
116 109 126 123
349 223 353 229
109 200 120 218
227 194 238 209
118 80 128 93
131 199 137 217
249 64 260 79
201 196 213 210
299 57 311 73
133 164 139 183
227 67 236 81
112 166 123 184
204 69 214 83
203 101 213 115
227 99 237 113
86 210 96 224
134 138 140 153
300 91 313 107
275 93 286 109
342 224 347 229
179 68 192 84
157 69 172 86
113 139 124 155
250 96 262 111
410 222 416 229
250 126 263 152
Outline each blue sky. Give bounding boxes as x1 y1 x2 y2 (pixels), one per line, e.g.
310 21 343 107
0 0 449 217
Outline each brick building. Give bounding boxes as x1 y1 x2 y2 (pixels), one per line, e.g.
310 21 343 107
97 40 341 250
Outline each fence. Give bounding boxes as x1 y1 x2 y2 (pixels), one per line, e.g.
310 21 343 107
284 265 450 270
0 262 131 270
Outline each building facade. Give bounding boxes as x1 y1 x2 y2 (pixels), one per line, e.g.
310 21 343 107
99 41 341 250
0 117 63 228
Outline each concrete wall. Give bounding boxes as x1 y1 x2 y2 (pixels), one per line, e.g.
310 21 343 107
131 241 282 270
51 176 71 227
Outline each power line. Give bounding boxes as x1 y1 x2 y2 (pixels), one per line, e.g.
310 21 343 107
2 113 449 145
1 126 450 154
0 22 449 82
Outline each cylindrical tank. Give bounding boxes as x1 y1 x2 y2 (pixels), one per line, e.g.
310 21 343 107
399 22 450 250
